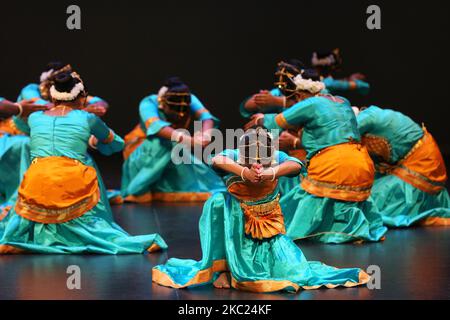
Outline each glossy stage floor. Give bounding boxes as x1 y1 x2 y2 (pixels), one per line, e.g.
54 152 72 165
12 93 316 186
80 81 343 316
0 202 449 300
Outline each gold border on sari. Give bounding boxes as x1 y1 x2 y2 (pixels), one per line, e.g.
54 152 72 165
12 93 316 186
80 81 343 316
152 259 370 292
418 217 450 227
15 189 100 224
124 192 211 203
301 176 372 202
0 245 27 254
152 260 228 288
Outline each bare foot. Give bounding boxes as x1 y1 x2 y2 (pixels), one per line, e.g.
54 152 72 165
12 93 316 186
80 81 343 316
213 272 231 289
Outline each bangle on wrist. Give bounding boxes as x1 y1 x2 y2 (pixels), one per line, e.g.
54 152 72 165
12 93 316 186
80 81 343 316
15 103 23 117
269 167 276 181
254 114 264 127
241 167 248 181
293 138 299 149
282 96 287 108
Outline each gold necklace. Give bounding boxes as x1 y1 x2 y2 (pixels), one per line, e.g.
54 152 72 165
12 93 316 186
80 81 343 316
51 105 71 116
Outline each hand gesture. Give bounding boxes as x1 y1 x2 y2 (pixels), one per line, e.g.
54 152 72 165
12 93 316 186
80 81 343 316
18 99 49 117
243 113 264 131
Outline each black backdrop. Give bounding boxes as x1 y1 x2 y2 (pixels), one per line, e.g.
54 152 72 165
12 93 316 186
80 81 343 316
1 0 449 154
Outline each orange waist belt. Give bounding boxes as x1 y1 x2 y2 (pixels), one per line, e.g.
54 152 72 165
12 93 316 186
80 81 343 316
123 124 146 160
15 156 100 224
302 143 375 202
227 178 284 240
389 131 447 194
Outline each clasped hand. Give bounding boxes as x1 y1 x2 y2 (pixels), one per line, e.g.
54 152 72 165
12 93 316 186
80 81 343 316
242 163 275 183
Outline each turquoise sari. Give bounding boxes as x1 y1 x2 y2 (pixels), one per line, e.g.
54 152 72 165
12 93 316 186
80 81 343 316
120 94 225 202
0 85 111 207
264 95 387 243
152 150 369 292
239 88 302 196
0 110 167 254
357 106 450 227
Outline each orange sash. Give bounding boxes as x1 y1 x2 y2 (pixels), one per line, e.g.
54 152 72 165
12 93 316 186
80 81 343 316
390 131 447 194
227 178 285 240
227 178 278 202
302 143 375 202
0 118 25 136
123 124 146 160
15 157 100 224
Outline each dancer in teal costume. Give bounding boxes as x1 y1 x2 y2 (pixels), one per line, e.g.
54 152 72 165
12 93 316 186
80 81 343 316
152 129 369 292
239 60 308 196
355 106 450 227
0 98 48 205
246 70 387 244
0 72 166 254
0 62 115 207
120 77 224 203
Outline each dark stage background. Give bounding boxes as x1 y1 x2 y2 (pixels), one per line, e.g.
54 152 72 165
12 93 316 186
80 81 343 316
1 0 449 186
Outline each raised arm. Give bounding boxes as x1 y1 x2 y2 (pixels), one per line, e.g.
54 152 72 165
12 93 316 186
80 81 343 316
139 95 199 147
84 96 110 117
1 98 18 119
212 150 302 183
244 98 315 132
324 77 370 95
356 106 378 135
240 89 293 118
211 150 260 183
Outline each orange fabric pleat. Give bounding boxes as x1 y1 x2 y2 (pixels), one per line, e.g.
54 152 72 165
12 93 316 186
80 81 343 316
227 180 278 202
15 157 99 223
123 124 146 160
302 143 375 202
391 131 447 194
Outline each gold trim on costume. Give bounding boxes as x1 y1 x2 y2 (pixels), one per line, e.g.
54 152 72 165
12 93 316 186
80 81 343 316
301 176 372 202
15 156 100 224
147 244 162 253
232 275 370 292
0 245 27 254
152 259 370 292
302 143 375 202
388 129 447 194
241 196 286 240
124 192 211 203
153 192 211 202
152 260 228 288
361 134 392 163
16 189 100 224
419 217 450 227
275 114 297 130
